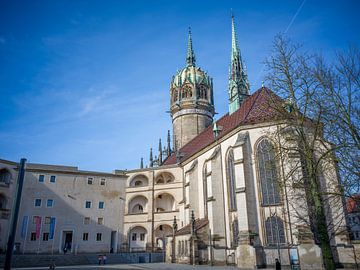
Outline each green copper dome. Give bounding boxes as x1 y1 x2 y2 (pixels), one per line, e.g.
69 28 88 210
170 28 214 106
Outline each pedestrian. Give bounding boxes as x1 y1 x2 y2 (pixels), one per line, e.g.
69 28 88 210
103 254 107 265
98 254 102 265
49 261 56 270
275 258 281 270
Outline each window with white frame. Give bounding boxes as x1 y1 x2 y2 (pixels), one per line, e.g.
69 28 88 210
50 175 56 183
85 201 92 208
46 199 54 207
34 198 42 207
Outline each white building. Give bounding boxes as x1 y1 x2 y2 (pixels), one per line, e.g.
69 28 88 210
1 16 358 269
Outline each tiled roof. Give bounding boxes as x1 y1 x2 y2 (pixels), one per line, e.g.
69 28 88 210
347 194 360 213
163 87 284 165
175 218 209 236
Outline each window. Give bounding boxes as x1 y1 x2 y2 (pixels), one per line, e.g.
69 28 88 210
85 201 92 208
34 199 42 207
97 217 103 225
226 149 237 211
0 194 7 209
132 233 137 241
100 178 106 186
32 216 40 224
46 199 54 208
134 180 143 186
84 217 90 224
140 233 145 241
265 215 286 245
83 233 89 241
45 217 51 224
98 201 104 209
96 233 102 241
87 177 93 185
43 233 49 241
30 232 36 241
50 175 56 183
257 139 281 205
0 169 11 184
38 175 45 182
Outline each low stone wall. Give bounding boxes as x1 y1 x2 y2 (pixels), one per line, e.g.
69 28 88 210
0 252 165 268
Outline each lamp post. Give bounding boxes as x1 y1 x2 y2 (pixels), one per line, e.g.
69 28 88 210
4 158 26 270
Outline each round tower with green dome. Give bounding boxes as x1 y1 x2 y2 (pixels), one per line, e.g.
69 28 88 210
170 28 215 150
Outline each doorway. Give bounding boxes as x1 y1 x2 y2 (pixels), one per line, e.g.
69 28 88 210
62 231 73 253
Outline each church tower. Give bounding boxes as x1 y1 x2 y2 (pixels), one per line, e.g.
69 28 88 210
228 15 250 114
170 28 215 149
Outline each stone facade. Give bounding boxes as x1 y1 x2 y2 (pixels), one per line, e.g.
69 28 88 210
1 16 358 270
0 160 127 254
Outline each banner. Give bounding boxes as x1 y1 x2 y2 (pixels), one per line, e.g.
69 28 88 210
21 216 28 239
35 216 42 239
49 217 56 240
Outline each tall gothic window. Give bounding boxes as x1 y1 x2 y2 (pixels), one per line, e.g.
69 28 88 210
226 149 237 211
265 215 286 245
257 139 281 205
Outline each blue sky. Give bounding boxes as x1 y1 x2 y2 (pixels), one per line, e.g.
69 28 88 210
0 0 359 172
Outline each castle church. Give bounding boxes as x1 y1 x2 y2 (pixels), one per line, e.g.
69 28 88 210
0 16 357 269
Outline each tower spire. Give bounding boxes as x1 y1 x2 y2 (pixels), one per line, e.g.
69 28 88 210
149 148 153 168
231 13 239 62
167 130 171 156
186 27 196 67
228 13 250 115
158 138 163 165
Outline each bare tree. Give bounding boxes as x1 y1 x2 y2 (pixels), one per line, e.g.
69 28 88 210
263 35 359 270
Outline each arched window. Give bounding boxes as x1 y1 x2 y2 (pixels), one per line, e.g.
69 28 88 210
181 86 192 99
173 89 178 102
226 149 237 211
257 139 281 205
265 215 286 245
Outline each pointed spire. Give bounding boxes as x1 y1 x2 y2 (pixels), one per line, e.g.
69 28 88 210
228 13 250 115
158 138 163 165
186 27 196 67
231 13 239 62
149 148 153 167
140 157 144 169
167 130 171 156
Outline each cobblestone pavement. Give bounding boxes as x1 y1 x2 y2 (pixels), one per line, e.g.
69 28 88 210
13 262 246 270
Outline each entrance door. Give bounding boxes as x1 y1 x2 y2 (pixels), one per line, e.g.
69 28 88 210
63 231 73 253
110 231 117 253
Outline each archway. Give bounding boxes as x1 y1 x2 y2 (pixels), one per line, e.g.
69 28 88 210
154 193 176 212
154 224 172 250
129 226 147 251
129 174 149 187
155 172 175 184
128 195 148 214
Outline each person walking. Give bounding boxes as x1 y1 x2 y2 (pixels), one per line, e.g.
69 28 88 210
103 254 107 265
98 255 102 265
275 258 281 270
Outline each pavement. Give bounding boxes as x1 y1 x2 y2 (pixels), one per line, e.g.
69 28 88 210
13 263 244 270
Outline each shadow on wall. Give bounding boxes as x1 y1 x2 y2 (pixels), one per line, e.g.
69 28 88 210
13 171 125 255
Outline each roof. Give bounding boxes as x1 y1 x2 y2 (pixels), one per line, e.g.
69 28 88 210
163 87 284 165
175 218 209 236
347 194 360 213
